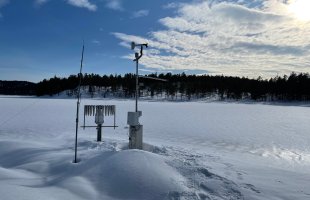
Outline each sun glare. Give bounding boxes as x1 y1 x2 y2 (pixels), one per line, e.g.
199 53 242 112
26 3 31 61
289 0 310 21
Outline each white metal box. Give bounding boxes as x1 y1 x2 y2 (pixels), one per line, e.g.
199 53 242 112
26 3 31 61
127 111 142 126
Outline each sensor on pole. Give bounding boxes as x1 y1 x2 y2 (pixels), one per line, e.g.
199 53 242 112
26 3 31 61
128 41 147 149
82 105 118 142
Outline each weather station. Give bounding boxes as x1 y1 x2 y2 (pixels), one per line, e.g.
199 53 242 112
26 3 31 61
127 42 147 149
82 105 117 142
73 42 118 163
128 42 167 149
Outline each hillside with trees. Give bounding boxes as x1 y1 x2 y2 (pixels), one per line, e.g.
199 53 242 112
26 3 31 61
33 72 310 101
0 81 36 95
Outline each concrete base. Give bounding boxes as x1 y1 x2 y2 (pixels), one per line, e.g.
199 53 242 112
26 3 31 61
129 125 143 149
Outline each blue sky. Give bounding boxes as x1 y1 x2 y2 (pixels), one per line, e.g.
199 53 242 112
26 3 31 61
0 0 310 82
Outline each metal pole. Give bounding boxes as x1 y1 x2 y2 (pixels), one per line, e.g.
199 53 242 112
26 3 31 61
135 59 139 112
114 107 116 130
74 101 79 163
97 124 102 142
74 41 84 163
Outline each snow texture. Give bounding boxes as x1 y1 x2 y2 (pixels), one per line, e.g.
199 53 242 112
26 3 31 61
0 96 310 200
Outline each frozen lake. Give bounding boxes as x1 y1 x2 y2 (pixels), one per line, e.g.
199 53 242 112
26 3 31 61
1 97 309 155
0 96 310 199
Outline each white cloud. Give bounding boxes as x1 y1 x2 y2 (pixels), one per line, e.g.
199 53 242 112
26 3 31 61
92 39 101 45
33 0 97 11
114 0 310 78
34 0 49 6
66 0 97 11
163 2 179 9
0 0 9 18
132 9 149 18
0 0 9 7
105 0 123 11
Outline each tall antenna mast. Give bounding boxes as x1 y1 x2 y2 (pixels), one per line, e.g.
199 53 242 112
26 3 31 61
74 41 84 163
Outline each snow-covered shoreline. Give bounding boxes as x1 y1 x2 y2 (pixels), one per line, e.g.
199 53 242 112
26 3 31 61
1 94 309 107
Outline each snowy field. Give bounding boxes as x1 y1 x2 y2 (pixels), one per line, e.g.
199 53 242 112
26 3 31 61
0 96 310 200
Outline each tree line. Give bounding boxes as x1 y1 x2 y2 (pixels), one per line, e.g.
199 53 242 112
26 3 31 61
0 81 36 95
34 72 310 101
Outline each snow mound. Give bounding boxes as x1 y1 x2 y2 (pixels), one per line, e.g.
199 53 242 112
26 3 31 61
0 140 187 200
85 150 187 199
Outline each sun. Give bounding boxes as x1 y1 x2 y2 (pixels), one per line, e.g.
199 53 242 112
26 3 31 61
289 0 310 21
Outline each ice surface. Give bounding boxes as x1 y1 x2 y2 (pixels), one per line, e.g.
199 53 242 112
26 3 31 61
0 96 310 199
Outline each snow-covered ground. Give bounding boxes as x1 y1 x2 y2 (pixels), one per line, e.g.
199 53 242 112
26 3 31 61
0 96 309 200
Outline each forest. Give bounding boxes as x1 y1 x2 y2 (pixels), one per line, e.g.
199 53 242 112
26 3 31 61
0 81 36 95
33 72 310 101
